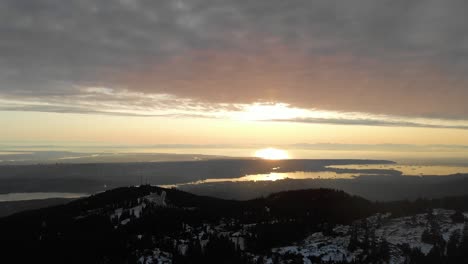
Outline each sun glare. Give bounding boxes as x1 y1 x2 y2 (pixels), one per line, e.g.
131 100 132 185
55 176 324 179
254 148 289 160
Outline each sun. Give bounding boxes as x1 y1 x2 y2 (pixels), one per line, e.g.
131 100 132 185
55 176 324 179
254 148 289 160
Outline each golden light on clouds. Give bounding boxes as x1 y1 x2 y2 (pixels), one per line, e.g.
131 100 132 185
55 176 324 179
254 148 289 160
231 103 309 121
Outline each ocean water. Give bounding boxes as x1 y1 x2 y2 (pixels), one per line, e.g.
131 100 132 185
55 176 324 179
0 192 88 202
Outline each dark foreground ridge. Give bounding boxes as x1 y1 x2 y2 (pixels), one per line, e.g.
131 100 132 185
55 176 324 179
1 186 468 263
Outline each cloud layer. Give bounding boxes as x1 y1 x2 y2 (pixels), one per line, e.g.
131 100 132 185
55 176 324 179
1 0 468 122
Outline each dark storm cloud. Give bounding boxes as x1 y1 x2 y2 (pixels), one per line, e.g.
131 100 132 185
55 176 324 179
1 0 468 119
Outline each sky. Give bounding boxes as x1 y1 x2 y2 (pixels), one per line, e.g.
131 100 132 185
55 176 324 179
1 0 468 153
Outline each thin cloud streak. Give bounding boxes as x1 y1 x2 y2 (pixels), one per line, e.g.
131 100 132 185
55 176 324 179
2 95 468 130
270 117 468 130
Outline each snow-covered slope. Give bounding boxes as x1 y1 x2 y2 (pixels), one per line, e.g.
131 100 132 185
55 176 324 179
272 209 466 264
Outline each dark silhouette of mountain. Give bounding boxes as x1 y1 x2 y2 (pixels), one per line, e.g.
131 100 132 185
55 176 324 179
1 186 468 263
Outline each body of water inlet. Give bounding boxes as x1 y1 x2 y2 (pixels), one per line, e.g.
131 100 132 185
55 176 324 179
327 164 468 176
159 164 468 188
0 192 88 202
160 170 385 188
200 171 363 183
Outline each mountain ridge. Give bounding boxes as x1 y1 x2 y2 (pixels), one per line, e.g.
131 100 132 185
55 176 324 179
1 186 468 263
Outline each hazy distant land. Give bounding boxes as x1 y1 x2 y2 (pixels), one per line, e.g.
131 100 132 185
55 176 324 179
0 198 75 218
1 158 468 203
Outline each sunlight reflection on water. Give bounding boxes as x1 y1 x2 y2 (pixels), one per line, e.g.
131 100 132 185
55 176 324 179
157 171 364 188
